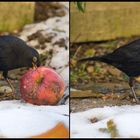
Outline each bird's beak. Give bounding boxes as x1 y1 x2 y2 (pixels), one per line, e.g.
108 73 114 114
32 62 37 69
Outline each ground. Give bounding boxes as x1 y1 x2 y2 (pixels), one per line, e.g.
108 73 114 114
70 36 140 112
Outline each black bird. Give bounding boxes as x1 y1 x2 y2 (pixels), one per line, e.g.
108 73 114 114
0 35 40 96
79 39 140 103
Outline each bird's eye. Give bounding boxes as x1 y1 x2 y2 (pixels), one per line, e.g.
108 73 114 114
33 56 37 62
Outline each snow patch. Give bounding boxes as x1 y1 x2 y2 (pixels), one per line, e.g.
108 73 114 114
71 105 140 138
0 100 69 138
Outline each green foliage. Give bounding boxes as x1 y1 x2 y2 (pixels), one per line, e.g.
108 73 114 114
75 2 86 13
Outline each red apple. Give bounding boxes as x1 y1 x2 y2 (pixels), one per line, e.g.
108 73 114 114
20 66 65 105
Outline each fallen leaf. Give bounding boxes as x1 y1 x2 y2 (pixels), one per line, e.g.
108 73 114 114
32 122 69 138
107 119 119 138
107 67 121 77
86 66 94 73
89 117 98 123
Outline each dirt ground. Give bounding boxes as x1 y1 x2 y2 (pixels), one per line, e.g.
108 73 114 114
70 82 140 113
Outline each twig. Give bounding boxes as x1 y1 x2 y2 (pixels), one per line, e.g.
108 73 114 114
73 45 82 59
71 33 82 59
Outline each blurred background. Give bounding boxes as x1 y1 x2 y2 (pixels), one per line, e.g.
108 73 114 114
0 2 69 103
70 2 140 112
0 2 67 32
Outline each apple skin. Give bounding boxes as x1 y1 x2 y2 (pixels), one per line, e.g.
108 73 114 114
20 66 65 105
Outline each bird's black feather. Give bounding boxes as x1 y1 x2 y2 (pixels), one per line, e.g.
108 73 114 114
0 35 40 96
79 39 140 77
0 35 40 77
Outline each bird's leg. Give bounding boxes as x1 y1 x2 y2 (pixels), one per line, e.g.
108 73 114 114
5 78 15 93
3 71 16 98
129 77 139 103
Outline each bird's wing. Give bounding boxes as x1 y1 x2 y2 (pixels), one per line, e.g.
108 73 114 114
106 39 140 64
0 45 16 69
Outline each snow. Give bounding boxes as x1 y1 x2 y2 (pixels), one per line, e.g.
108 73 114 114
50 47 69 69
58 66 69 83
71 105 140 138
0 100 69 138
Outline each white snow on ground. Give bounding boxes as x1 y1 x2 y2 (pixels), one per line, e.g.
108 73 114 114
71 105 140 138
0 100 69 138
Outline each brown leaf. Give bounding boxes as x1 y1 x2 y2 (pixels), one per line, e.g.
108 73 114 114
89 117 98 123
107 67 121 77
86 66 94 73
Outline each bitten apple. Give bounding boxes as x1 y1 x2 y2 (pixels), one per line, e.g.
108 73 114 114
20 66 65 105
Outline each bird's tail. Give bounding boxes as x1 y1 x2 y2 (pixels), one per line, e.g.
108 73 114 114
78 56 105 62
